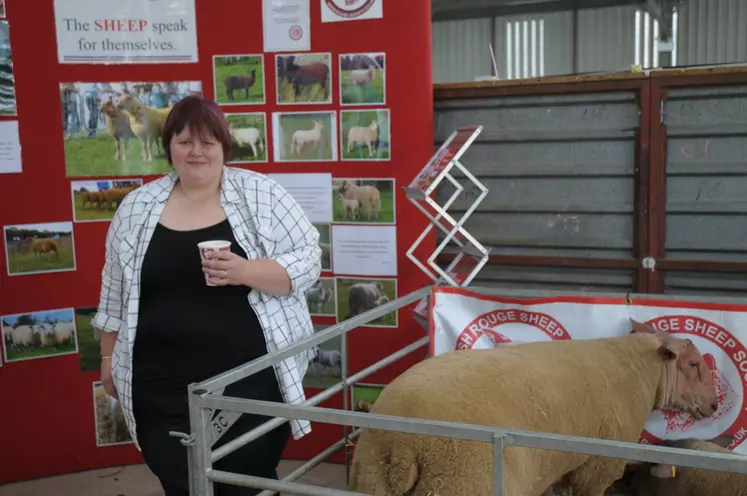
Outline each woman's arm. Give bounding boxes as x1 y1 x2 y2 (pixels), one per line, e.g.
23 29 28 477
92 202 128 340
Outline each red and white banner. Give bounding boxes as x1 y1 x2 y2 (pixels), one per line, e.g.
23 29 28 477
428 286 747 453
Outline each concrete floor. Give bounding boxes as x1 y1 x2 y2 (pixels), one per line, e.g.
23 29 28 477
0 460 348 496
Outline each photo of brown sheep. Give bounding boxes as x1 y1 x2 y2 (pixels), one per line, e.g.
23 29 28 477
92 381 132 447
4 221 76 276
213 54 265 105
60 81 202 177
71 179 142 223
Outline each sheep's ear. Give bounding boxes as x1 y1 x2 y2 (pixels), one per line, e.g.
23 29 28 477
650 463 677 479
630 318 657 334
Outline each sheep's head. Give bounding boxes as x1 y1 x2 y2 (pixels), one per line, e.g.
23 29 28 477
313 120 324 130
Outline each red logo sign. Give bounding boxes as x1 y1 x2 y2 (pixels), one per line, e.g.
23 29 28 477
636 316 747 451
324 0 376 18
456 309 572 350
289 25 303 41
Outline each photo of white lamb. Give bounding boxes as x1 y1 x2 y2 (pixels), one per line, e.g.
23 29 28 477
273 111 338 162
226 112 267 163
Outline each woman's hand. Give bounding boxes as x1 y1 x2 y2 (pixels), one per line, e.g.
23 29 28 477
201 250 250 287
101 357 118 400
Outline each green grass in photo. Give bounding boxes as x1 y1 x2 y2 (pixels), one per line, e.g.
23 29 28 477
336 278 397 327
352 384 385 411
313 223 331 271
226 113 267 162
214 56 265 105
276 113 334 161
64 130 172 177
341 110 390 160
340 68 385 105
6 236 75 274
76 309 100 372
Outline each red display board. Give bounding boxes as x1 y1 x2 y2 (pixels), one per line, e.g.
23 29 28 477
0 0 434 486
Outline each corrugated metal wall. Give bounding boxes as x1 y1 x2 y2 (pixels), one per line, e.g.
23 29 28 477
433 0 747 84
662 85 747 296
433 91 639 292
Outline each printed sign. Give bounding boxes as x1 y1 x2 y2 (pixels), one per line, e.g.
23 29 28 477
321 0 383 23
53 0 198 64
408 126 481 193
263 0 311 52
429 286 747 453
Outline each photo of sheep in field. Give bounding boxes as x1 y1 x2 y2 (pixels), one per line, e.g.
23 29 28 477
305 278 336 317
93 381 133 447
340 109 390 161
352 383 386 413
335 277 397 328
4 221 76 276
273 111 338 162
60 81 202 177
276 52 332 105
339 53 385 106
1 307 78 363
331 178 396 224
225 112 267 163
314 222 332 271
303 324 343 390
76 307 100 372
71 178 143 223
213 54 265 106
0 21 17 116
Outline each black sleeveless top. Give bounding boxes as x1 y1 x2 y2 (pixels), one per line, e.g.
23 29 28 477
132 218 275 391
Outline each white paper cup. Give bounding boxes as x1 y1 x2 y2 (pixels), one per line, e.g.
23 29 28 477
198 240 231 286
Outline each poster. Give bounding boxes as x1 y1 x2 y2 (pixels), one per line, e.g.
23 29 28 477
321 0 383 23
303 324 342 389
268 173 333 223
59 81 202 177
262 0 310 53
0 120 21 173
352 383 386 412
331 225 397 277
335 277 397 328
4 221 77 276
340 109 390 161
225 113 268 163
1 308 79 363
0 20 16 116
93 381 133 446
305 277 337 317
314 223 332 271
429 286 747 454
276 53 332 105
339 52 386 106
272 111 338 162
53 0 198 64
76 307 99 372
331 178 395 224
213 55 266 106
71 178 143 222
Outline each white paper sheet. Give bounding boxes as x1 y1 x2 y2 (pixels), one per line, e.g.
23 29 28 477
331 225 397 277
268 173 333 223
0 120 21 174
262 0 311 52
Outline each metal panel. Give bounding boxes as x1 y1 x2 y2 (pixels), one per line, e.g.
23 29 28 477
664 271 747 296
576 6 636 73
432 18 494 83
677 0 747 66
663 85 747 265
462 265 634 292
434 90 640 266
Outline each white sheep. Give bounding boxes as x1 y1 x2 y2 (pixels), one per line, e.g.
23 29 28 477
340 181 381 221
306 281 332 314
291 120 324 155
53 321 75 346
347 120 379 157
349 68 374 85
337 192 359 220
319 242 331 269
230 127 265 158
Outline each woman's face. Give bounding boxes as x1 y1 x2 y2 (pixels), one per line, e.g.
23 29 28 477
169 125 224 187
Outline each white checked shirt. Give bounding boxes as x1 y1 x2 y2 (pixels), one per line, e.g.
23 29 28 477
92 166 321 450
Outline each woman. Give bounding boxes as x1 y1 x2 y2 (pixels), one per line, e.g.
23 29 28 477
92 95 321 495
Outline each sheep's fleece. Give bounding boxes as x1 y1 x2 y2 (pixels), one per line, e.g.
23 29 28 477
348 330 707 496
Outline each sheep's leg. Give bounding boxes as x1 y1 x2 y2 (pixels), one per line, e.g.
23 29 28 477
250 142 258 158
566 456 624 496
138 135 147 160
122 138 128 161
113 137 121 160
367 140 374 156
146 135 153 161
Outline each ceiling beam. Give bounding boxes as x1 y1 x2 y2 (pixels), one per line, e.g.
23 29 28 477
432 0 642 21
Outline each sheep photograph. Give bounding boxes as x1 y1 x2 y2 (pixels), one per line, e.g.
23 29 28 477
1 307 78 363
352 383 386 413
276 52 332 105
4 221 77 276
335 277 398 327
331 178 396 224
0 20 16 116
0 1 6 18
272 111 338 162
75 307 99 372
340 109 391 161
305 278 337 317
339 52 386 106
70 178 143 223
212 54 265 105
314 222 332 271
60 81 203 177
225 112 268 163
303 324 343 390
93 381 133 447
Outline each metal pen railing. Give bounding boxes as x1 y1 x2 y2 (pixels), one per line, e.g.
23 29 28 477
173 286 747 496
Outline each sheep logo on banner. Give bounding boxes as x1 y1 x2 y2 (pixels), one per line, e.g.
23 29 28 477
637 315 747 451
455 309 572 350
323 0 377 19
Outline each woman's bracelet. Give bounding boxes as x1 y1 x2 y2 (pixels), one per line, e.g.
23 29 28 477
101 356 112 360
